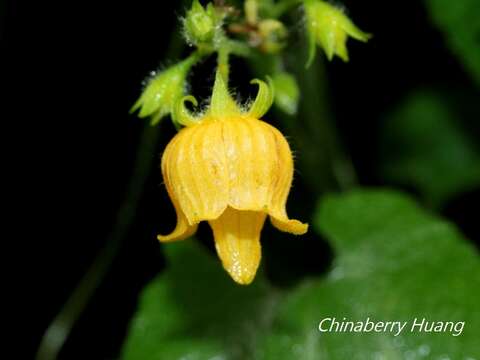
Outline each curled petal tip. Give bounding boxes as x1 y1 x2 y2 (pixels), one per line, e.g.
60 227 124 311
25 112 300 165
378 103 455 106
270 216 309 235
157 223 198 243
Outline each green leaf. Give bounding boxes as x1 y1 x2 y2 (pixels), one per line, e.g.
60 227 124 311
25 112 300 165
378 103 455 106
271 72 300 116
122 190 480 359
121 241 278 360
380 90 480 208
424 0 480 85
259 189 480 359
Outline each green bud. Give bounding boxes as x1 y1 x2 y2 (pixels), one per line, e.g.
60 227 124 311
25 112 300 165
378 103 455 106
258 19 288 54
130 56 197 125
184 0 217 45
304 0 371 66
272 72 299 115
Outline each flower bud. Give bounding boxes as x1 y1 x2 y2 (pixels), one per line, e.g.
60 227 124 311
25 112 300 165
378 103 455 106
304 0 371 65
130 56 196 125
272 72 299 115
183 0 218 45
258 19 288 54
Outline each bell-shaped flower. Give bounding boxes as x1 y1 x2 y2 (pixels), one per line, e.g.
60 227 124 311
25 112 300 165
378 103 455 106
158 71 308 285
304 0 371 65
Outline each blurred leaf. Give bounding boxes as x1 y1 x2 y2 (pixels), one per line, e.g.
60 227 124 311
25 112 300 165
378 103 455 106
121 241 278 360
123 190 480 359
381 91 480 208
424 0 480 85
272 72 300 115
259 189 480 359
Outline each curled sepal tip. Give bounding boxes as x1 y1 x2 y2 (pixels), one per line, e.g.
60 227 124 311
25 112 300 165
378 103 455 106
172 95 200 127
245 77 274 119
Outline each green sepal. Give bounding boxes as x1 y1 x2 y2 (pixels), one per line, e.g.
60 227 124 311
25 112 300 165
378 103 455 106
172 95 200 127
208 69 240 118
245 77 274 119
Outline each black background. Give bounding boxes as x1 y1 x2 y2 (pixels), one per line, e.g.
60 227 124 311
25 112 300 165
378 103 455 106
3 0 479 359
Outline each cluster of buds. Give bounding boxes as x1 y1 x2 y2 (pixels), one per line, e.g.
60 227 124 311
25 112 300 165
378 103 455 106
228 0 288 54
131 0 371 124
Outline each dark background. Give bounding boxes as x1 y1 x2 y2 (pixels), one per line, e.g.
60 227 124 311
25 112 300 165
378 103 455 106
3 0 479 358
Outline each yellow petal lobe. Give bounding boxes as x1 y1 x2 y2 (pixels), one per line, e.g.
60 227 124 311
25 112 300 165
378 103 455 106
158 134 198 242
209 207 266 285
222 117 275 211
163 121 230 225
267 125 308 235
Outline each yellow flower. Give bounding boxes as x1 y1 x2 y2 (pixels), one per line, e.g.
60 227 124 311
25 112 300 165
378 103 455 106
158 71 308 285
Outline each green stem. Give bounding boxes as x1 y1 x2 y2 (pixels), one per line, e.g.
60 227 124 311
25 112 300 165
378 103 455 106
35 126 160 360
217 42 231 83
270 0 302 18
296 53 357 191
224 39 252 58
35 29 185 360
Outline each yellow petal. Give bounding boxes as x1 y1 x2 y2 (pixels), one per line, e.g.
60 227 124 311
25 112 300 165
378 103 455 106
208 207 266 285
223 117 278 211
162 121 230 225
267 124 308 235
270 215 308 235
158 134 198 242
157 202 198 242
